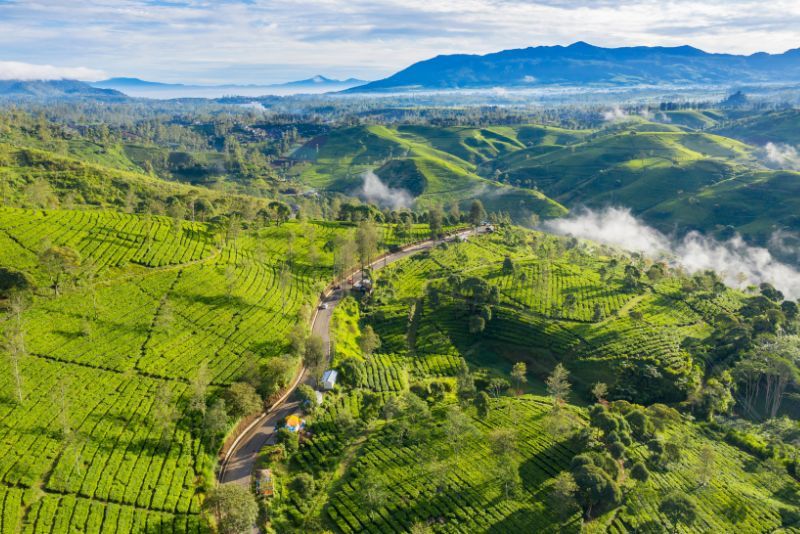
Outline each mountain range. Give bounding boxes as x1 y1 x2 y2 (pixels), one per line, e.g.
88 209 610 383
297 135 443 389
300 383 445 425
0 79 127 100
91 75 367 98
348 41 800 92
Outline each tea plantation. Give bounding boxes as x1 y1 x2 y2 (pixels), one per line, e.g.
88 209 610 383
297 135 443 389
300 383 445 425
0 206 442 532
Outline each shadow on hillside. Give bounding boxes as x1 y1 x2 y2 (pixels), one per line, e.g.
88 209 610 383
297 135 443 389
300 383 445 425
487 508 579 534
519 441 565 496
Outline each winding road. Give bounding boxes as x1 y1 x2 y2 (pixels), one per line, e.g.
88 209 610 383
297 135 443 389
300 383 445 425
217 227 483 488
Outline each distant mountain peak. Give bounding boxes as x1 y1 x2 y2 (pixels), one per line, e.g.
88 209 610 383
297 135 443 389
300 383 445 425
347 42 800 93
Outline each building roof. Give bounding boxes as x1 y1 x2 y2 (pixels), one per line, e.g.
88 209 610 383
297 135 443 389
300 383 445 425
322 369 338 382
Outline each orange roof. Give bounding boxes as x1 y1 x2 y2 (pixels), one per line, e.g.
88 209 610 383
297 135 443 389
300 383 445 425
286 415 302 427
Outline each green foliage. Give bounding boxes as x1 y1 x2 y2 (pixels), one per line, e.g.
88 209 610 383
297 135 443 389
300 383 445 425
204 483 259 534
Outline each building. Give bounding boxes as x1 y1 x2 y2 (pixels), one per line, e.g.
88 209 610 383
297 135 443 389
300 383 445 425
285 414 305 432
255 469 274 497
321 369 338 391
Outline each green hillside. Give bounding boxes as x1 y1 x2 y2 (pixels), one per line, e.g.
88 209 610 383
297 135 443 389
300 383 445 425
0 142 252 215
715 109 800 145
290 125 568 220
644 168 800 239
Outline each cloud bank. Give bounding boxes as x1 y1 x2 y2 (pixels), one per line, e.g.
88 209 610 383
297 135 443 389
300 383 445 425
0 61 105 81
545 207 800 299
358 170 414 210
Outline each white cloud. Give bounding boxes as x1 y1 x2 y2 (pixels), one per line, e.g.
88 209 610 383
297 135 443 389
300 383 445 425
0 0 798 84
357 170 414 209
545 207 800 299
764 142 800 170
0 61 106 81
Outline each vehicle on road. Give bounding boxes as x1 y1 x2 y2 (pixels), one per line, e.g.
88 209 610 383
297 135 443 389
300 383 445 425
319 302 328 310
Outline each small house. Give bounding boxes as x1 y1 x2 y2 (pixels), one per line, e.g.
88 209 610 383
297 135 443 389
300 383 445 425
321 369 338 391
285 414 305 432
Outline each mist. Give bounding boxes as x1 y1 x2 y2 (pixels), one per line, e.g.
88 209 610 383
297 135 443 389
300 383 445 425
602 105 629 122
544 207 800 299
764 142 800 170
358 170 414 210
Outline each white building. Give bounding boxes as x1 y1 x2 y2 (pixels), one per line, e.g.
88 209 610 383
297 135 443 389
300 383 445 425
321 369 338 391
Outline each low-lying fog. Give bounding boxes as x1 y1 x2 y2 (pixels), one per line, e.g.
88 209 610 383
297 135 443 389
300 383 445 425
545 207 800 300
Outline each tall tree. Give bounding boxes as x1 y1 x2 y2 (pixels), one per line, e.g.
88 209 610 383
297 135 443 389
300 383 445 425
511 362 527 394
546 363 571 408
358 325 381 359
355 220 378 269
203 483 259 534
38 245 81 296
469 199 486 227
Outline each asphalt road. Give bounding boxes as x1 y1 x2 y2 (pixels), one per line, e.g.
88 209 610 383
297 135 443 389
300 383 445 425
218 227 482 488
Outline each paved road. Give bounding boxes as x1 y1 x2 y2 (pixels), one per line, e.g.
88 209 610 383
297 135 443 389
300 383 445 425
218 227 482 487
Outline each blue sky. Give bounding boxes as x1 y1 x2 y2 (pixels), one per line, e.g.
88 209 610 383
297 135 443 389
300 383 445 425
0 0 799 84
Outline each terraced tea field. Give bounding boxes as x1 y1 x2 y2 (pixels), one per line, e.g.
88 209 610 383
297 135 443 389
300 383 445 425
1 207 439 532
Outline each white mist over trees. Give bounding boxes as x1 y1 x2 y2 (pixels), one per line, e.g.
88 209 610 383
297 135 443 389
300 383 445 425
358 170 413 209
545 207 800 299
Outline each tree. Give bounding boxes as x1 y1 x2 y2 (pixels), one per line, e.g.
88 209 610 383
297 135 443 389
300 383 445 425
659 492 697 533
38 245 81 296
203 483 258 534
625 409 653 441
444 406 477 458
277 426 300 454
189 362 210 415
152 383 178 447
489 427 517 458
355 220 378 268
630 461 650 482
696 445 716 487
469 314 485 334
224 382 262 418
358 325 381 358
304 334 326 381
474 391 491 418
296 384 318 411
2 295 27 403
496 457 522 499
487 377 510 398
592 382 608 402
502 255 515 275
456 359 476 401
203 399 229 441
572 461 622 519
258 356 295 398
428 205 444 238
358 472 388 520
290 473 316 499
511 362 527 394
736 337 800 418
549 471 579 518
469 199 486 226
546 363 571 407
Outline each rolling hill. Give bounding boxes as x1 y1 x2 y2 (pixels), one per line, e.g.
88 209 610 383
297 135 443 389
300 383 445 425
290 125 568 220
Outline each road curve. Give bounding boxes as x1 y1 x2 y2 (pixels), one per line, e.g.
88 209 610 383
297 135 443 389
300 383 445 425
218 227 482 487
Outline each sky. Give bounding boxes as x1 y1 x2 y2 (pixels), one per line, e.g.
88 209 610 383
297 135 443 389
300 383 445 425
0 0 799 85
